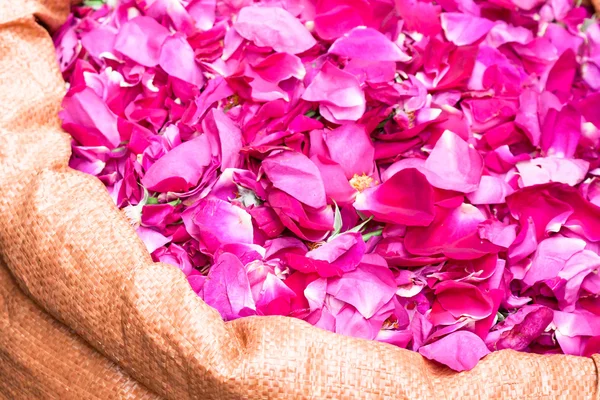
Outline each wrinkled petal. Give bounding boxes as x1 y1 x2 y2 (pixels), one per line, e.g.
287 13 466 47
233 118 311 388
489 306 554 351
202 109 243 169
327 264 397 319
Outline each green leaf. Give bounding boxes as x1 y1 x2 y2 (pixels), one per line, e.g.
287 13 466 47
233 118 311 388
146 197 159 205
304 109 322 120
581 16 597 33
110 146 126 153
347 215 373 233
361 229 383 242
141 187 150 205
84 0 106 8
235 186 263 207
355 210 368 220
376 109 397 131
332 201 343 235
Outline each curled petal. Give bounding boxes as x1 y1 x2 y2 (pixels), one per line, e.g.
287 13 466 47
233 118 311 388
141 135 212 193
354 168 435 226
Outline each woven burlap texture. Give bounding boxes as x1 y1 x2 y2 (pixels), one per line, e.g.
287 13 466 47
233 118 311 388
0 0 599 399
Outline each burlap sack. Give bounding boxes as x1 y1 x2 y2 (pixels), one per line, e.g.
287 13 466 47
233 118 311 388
1 0 599 398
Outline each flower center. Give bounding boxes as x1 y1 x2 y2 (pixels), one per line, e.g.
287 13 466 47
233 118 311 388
123 203 143 229
306 241 323 251
349 174 374 192
407 110 416 128
224 94 240 111
382 318 400 330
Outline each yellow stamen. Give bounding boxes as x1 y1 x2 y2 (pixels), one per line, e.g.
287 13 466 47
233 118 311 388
306 242 323 251
224 94 240 111
349 174 374 192
382 318 400 330
407 110 416 129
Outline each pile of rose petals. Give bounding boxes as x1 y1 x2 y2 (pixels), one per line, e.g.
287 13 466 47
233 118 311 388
55 0 600 371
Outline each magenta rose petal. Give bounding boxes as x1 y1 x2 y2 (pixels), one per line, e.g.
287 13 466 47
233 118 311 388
141 135 212 193
354 168 435 226
57 0 600 370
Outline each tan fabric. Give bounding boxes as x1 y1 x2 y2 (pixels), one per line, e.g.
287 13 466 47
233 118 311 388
0 0 599 399
0 260 159 399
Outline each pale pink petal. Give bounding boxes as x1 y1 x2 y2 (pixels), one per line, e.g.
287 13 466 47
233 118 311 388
262 151 327 209
467 175 514 205
160 34 204 86
424 130 483 193
419 331 490 371
327 264 397 319
203 253 256 320
329 27 410 62
324 123 375 178
136 226 171 253
114 16 170 67
302 61 366 122
441 13 495 46
516 157 589 187
523 237 586 286
182 198 254 253
202 109 243 169
234 6 317 54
